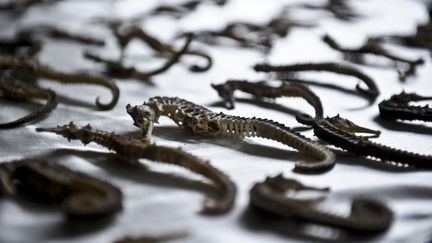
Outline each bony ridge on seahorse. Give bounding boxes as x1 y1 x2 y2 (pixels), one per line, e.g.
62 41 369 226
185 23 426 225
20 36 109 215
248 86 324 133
126 96 336 172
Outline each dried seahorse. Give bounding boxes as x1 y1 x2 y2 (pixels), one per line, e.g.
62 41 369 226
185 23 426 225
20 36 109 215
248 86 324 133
379 91 432 122
322 34 424 81
300 114 432 169
0 78 57 128
18 25 105 46
0 35 42 56
114 232 187 243
190 23 274 52
84 33 196 82
191 17 311 53
371 34 432 55
36 122 236 215
0 57 119 110
0 0 59 14
110 24 212 72
126 96 335 172
291 0 360 21
250 174 393 232
254 62 380 100
150 0 202 19
211 79 323 120
149 0 227 19
0 158 123 219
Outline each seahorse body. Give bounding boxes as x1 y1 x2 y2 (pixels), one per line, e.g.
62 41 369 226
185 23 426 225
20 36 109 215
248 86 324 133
127 96 335 172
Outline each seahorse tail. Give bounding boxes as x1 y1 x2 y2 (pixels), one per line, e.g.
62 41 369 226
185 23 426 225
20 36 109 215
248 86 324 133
139 144 236 215
0 87 57 129
36 65 119 110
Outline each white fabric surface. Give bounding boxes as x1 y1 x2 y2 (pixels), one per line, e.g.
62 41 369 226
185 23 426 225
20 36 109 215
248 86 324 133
1 0 432 242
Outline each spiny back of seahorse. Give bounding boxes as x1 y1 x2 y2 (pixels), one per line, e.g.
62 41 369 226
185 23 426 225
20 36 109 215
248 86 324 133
150 96 212 114
216 112 313 140
212 113 333 166
150 96 314 143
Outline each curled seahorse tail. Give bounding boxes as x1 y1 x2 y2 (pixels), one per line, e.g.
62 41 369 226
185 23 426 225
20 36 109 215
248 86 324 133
0 87 57 129
140 145 236 215
252 118 336 172
254 62 380 100
36 65 119 110
300 197 393 232
186 51 213 72
144 34 194 77
94 79 120 110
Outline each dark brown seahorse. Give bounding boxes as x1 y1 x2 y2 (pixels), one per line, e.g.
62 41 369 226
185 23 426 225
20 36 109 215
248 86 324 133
0 35 42 57
84 33 196 83
0 158 123 220
190 12 313 53
114 232 187 243
290 0 360 21
379 91 432 122
110 24 211 72
149 0 201 19
149 0 227 19
211 79 323 120
297 114 432 169
254 62 380 100
17 25 105 46
36 122 236 215
250 174 393 232
0 0 61 14
0 57 119 110
0 78 57 129
322 34 424 81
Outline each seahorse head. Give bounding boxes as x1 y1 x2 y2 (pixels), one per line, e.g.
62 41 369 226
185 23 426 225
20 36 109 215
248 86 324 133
126 103 158 137
211 83 235 109
326 115 381 138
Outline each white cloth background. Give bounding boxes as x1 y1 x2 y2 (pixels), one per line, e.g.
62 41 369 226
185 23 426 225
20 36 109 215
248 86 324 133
1 0 432 242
